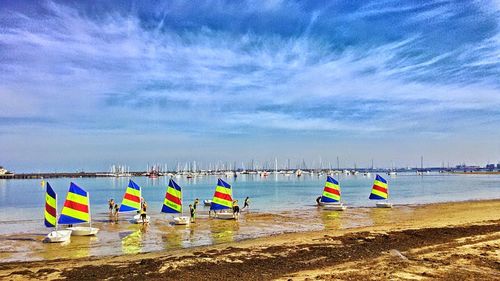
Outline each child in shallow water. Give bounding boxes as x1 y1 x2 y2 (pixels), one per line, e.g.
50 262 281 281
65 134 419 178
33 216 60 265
108 198 115 213
114 204 119 222
232 200 240 219
189 204 196 223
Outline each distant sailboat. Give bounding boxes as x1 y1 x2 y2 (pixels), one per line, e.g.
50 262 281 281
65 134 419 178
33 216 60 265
119 180 149 223
44 182 72 243
319 176 346 211
59 183 99 236
369 174 393 208
161 179 190 225
210 178 235 219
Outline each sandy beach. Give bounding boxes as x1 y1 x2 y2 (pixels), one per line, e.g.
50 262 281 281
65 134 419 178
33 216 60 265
0 200 499 280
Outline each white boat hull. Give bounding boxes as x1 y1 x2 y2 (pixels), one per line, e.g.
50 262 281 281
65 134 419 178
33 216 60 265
319 201 344 207
376 202 393 208
67 226 99 236
45 229 72 243
173 216 190 225
133 214 151 224
216 212 235 220
323 204 347 211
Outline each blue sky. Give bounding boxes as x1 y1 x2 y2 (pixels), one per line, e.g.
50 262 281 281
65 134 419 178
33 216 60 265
0 0 499 172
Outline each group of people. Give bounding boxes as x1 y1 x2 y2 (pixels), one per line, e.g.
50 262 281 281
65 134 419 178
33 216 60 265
206 196 250 219
108 198 119 221
108 198 149 224
108 196 251 224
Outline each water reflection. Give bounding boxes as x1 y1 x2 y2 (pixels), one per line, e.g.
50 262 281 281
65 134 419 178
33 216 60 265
208 219 239 244
120 226 147 254
319 209 345 230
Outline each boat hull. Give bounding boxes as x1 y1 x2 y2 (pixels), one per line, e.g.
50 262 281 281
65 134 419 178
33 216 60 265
323 204 347 211
216 212 235 220
319 201 344 207
173 216 190 225
203 200 212 206
376 202 393 208
44 230 72 243
67 226 99 236
133 214 151 224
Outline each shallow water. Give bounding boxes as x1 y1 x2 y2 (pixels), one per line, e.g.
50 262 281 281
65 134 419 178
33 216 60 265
0 173 498 262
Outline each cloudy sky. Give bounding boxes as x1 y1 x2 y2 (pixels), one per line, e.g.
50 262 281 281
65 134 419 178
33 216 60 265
1 0 499 172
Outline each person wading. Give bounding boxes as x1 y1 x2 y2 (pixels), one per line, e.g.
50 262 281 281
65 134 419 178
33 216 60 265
108 198 115 213
232 200 240 219
189 204 196 223
242 197 250 211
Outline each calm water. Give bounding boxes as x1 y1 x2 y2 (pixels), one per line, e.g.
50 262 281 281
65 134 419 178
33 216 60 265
0 173 499 231
0 173 499 262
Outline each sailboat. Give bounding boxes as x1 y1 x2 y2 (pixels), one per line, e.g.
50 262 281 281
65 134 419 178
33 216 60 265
210 178 235 220
118 180 150 224
44 182 72 243
161 179 190 225
319 176 346 211
59 182 99 236
369 174 393 208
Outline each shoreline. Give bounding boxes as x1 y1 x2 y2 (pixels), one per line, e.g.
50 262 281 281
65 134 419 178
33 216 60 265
0 199 499 280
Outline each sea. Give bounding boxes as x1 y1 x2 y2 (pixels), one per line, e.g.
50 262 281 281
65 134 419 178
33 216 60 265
0 172 498 262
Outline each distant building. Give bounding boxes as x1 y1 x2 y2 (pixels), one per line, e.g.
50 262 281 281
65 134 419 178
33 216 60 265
486 164 495 171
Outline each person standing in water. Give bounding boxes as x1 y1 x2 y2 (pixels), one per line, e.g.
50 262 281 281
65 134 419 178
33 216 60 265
189 204 196 223
242 197 250 211
108 198 115 213
114 203 119 222
139 206 147 224
316 196 322 206
193 198 199 211
232 200 240 219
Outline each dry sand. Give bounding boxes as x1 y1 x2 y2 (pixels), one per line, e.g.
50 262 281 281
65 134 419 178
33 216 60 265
0 200 499 280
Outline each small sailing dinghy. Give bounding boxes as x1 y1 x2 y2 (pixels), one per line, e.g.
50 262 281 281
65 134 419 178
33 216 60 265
59 183 99 236
210 178 235 220
161 179 190 225
118 180 150 224
44 183 72 243
319 176 346 211
369 174 393 208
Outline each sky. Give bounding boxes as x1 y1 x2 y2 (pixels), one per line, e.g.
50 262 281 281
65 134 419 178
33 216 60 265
0 0 499 172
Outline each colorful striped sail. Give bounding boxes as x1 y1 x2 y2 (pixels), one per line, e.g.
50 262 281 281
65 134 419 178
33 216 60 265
369 174 389 200
58 182 90 225
119 180 142 212
210 178 233 210
321 176 341 203
161 179 182 213
44 182 57 228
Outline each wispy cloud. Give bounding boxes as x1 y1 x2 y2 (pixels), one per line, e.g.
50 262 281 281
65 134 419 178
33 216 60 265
0 0 499 169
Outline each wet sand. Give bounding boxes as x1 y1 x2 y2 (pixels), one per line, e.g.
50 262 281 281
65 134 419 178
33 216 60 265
0 200 499 280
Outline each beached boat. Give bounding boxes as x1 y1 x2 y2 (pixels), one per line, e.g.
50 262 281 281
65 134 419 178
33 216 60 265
119 180 150 224
318 176 346 211
161 179 190 225
59 182 99 236
43 182 72 243
210 178 236 220
369 174 393 208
